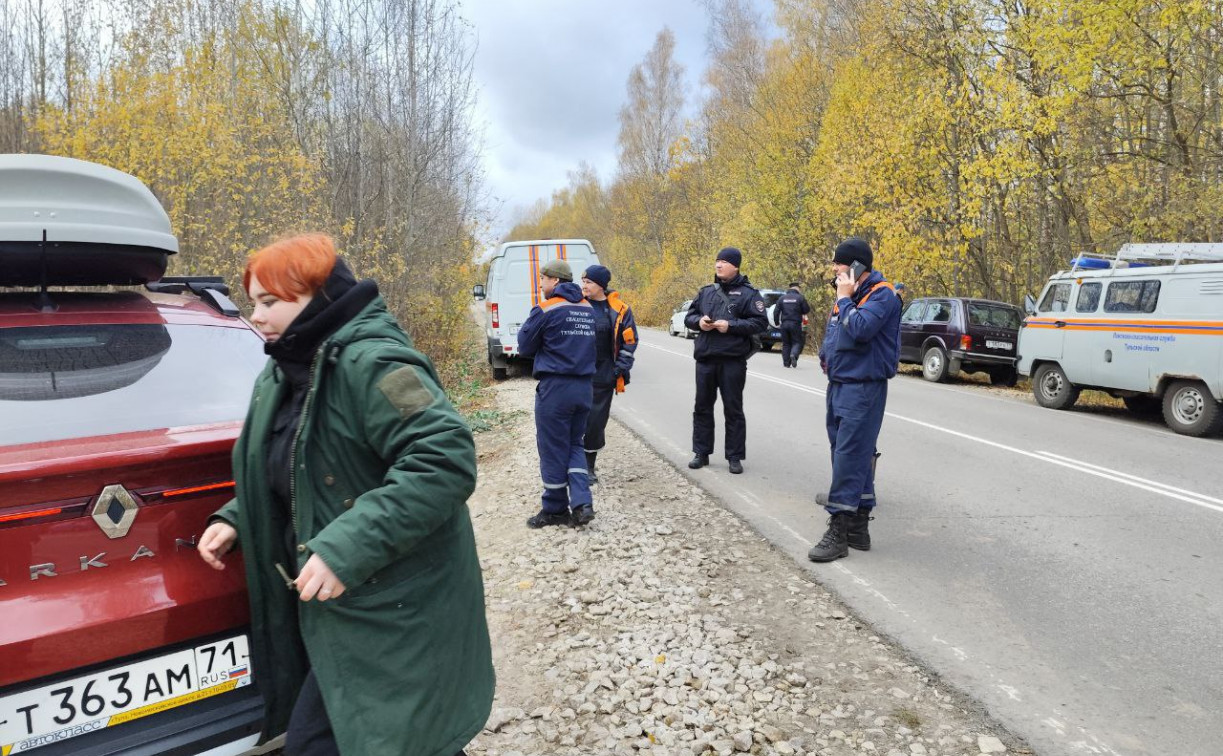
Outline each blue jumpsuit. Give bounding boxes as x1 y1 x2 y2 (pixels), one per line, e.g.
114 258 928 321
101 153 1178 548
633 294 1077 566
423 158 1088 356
818 271 901 515
517 282 597 514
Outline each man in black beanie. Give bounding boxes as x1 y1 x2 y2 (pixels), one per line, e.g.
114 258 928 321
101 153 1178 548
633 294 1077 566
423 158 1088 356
683 246 768 474
809 237 901 562
579 264 638 485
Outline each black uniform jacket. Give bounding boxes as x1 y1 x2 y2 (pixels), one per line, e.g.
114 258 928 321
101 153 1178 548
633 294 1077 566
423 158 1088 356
684 273 768 361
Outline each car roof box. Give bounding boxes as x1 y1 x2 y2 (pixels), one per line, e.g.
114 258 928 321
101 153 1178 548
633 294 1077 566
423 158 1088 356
0 154 178 286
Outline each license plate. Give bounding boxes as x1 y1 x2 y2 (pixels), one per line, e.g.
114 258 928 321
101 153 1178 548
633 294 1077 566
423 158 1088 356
1 636 251 754
986 340 1012 350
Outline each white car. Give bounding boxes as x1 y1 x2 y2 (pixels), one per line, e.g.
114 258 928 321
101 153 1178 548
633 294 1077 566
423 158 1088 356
669 299 696 338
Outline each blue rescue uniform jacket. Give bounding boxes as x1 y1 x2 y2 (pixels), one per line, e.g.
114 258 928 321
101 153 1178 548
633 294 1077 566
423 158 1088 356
820 271 901 382
517 282 596 377
684 274 769 361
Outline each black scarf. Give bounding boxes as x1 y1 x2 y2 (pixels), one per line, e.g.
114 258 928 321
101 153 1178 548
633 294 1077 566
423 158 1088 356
263 257 378 523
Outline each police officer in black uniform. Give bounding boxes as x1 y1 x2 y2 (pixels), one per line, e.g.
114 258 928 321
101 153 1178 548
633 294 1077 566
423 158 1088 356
684 247 768 475
774 282 811 368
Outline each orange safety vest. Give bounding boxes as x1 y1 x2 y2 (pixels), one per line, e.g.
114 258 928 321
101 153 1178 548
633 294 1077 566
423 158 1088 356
606 291 635 393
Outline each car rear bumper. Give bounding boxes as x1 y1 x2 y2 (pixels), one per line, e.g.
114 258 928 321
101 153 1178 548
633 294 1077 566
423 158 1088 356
761 327 808 345
20 683 264 756
950 350 1017 367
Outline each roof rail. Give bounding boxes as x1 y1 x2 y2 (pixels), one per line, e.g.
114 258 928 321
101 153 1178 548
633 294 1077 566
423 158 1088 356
1068 243 1223 274
1114 243 1223 263
145 276 240 316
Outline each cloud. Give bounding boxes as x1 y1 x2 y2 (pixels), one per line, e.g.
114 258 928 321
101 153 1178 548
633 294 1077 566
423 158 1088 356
462 0 714 237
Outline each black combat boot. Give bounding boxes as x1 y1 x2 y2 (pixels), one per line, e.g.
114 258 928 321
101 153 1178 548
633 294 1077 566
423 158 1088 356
847 509 874 551
807 513 850 562
688 453 709 469
728 459 743 474
527 510 572 529
585 451 598 485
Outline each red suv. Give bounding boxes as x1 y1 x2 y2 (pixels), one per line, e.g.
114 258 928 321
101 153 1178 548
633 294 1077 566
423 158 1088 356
0 155 267 755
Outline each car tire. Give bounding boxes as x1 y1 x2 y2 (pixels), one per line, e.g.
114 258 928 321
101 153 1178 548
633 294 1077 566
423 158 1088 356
1161 380 1223 437
989 367 1018 387
1032 363 1079 410
922 346 949 382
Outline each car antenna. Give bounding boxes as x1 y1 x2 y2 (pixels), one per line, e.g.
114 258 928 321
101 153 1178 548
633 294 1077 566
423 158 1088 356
37 229 57 313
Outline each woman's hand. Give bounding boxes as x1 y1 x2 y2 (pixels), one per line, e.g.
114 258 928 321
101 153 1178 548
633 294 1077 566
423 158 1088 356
198 522 238 570
295 554 347 602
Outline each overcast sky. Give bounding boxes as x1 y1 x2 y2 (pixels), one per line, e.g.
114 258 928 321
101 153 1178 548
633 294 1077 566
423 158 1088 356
461 0 767 242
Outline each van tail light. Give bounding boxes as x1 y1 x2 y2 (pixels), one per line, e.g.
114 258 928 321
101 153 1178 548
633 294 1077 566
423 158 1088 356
490 303 500 328
960 334 972 351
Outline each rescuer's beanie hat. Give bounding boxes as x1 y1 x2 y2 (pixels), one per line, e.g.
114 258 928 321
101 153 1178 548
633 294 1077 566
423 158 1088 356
583 265 611 291
832 238 873 270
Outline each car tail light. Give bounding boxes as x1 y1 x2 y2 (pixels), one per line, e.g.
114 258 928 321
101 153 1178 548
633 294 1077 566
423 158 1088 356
960 334 972 350
0 506 64 524
802 314 809 326
491 302 500 328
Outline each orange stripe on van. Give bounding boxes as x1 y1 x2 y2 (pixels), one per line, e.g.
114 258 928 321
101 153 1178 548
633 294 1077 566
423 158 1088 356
559 244 566 260
529 245 540 307
1024 317 1223 335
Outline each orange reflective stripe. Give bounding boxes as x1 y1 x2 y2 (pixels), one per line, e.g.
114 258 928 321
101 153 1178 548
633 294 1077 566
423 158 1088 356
529 245 540 307
832 280 894 315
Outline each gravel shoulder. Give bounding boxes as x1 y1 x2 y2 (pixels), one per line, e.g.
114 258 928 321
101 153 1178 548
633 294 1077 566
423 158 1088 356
465 380 1031 756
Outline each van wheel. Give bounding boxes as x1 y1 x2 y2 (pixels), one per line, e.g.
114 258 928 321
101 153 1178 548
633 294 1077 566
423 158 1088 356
1032 363 1079 409
1122 395 1161 416
1162 380 1223 437
989 367 1018 387
922 346 949 382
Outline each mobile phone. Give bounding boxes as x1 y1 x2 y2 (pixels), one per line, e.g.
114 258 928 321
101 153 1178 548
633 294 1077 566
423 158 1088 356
849 260 868 280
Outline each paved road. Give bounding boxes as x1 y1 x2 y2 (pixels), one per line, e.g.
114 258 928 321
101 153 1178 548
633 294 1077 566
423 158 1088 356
612 326 1223 756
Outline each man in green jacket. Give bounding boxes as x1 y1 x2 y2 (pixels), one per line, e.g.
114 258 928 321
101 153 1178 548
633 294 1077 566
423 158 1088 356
199 234 493 756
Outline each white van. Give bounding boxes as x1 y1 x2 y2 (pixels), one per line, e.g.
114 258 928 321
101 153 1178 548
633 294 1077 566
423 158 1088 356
472 239 600 379
1017 243 1223 436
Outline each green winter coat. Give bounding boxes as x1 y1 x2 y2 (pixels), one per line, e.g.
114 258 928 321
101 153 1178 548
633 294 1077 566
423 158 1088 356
214 295 494 756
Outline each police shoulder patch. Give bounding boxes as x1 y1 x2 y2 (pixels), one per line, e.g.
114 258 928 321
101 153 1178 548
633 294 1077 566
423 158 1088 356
378 365 437 418
754 299 765 313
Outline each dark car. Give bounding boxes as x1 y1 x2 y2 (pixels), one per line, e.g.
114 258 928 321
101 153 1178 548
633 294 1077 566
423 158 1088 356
899 297 1023 385
0 155 269 756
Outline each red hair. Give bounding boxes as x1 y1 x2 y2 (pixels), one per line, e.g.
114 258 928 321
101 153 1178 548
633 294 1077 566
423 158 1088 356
244 233 337 301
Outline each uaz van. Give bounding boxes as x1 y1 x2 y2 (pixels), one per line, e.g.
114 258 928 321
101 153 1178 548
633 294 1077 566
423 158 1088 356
1017 243 1223 436
472 239 599 379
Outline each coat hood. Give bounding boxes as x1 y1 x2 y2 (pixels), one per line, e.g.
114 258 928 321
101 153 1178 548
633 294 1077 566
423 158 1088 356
553 281 585 303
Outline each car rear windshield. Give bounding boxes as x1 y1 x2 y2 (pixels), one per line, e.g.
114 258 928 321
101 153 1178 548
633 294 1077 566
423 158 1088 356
966 303 1022 330
1 323 266 446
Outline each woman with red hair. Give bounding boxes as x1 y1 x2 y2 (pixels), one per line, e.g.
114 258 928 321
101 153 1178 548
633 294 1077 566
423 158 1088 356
198 233 494 756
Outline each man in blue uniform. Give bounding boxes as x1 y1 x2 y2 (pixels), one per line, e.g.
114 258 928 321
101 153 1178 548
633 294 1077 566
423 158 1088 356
580 265 637 485
809 238 901 561
773 282 811 368
517 258 597 528
684 247 768 475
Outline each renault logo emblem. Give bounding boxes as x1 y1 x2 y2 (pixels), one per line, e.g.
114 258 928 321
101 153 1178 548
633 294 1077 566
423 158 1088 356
91 485 140 539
